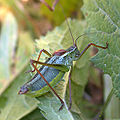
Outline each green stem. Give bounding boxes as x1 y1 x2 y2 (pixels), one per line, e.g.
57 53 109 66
99 88 114 118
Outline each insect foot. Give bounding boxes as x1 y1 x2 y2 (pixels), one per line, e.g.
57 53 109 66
59 101 64 111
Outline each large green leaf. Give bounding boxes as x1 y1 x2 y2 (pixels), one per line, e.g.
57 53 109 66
0 12 18 94
37 94 74 120
21 108 46 120
0 13 34 95
0 65 38 120
0 12 36 120
82 0 120 98
16 32 34 72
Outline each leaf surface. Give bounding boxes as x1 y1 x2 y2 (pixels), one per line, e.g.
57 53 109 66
0 12 18 94
0 65 38 120
37 93 74 120
82 0 120 98
21 108 46 120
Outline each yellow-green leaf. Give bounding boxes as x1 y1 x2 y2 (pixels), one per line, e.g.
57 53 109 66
0 12 18 93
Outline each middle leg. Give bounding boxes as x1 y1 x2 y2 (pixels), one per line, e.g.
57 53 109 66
68 67 72 110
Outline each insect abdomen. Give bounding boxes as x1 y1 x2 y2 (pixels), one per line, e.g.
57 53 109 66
25 56 65 97
27 70 65 97
30 67 64 91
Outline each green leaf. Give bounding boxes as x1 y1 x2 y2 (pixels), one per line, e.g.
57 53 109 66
16 32 34 72
104 74 120 119
21 108 46 120
37 93 74 120
0 12 18 93
82 0 120 98
36 19 87 51
0 13 35 120
0 65 38 120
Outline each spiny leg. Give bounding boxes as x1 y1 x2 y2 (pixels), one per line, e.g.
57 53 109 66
27 49 52 73
30 60 65 110
79 42 108 58
68 67 72 110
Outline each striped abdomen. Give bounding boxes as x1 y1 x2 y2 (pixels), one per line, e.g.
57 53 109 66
21 56 65 97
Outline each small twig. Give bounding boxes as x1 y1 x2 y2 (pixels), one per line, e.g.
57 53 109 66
40 0 59 11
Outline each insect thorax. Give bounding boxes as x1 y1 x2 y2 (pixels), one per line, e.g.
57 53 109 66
60 46 80 65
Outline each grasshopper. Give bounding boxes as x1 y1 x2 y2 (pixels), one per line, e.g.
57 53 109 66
18 13 108 110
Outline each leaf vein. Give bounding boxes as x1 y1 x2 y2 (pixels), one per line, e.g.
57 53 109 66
94 0 118 29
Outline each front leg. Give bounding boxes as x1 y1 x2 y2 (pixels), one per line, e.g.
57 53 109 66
78 42 108 59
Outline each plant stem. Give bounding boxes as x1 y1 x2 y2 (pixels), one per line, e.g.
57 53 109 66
99 88 114 118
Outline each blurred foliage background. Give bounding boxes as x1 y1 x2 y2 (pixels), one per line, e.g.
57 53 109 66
0 0 120 120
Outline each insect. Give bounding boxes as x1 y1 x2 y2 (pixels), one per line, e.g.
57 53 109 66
18 6 108 111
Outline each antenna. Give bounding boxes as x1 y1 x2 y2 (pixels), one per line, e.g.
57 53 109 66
60 5 75 45
75 32 100 45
